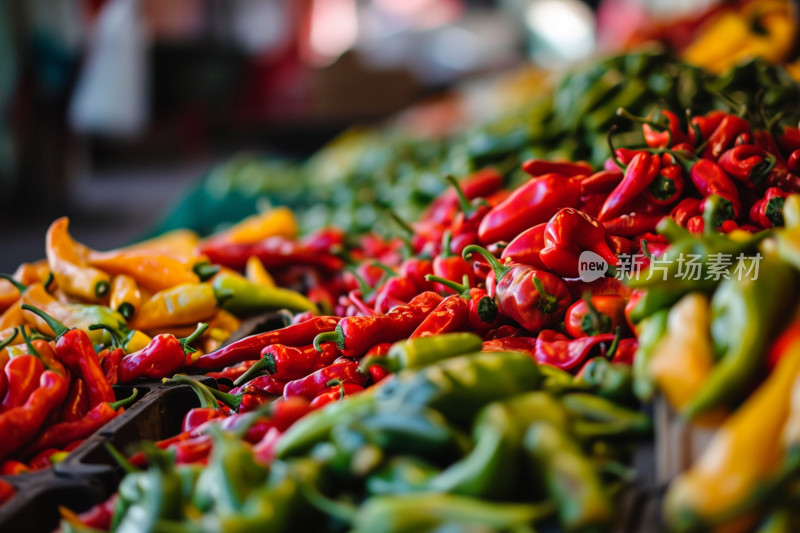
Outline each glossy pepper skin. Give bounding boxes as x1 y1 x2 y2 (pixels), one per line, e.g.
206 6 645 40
535 330 617 372
718 144 776 185
192 315 339 369
58 378 89 422
409 295 469 339
478 173 582 244
233 342 340 385
750 187 789 228
283 358 367 400
431 232 474 294
117 323 206 382
0 355 44 413
464 245 571 333
312 292 443 358
500 223 548 270
199 235 344 272
360 332 483 374
598 152 661 221
212 272 318 316
45 217 111 302
21 304 115 408
689 159 742 219
565 295 627 338
129 282 217 331
539 208 619 278
424 275 502 335
702 114 751 160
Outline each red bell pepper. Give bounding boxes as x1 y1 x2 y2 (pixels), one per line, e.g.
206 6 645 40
565 294 627 338
749 187 789 228
192 315 340 369
540 208 619 278
500 223 548 270
463 245 571 333
478 173 582 244
312 292 443 358
598 151 661 221
644 164 684 206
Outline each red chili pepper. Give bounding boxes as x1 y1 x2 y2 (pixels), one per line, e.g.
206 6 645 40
565 295 627 338
310 381 365 409
478 173 582 244
734 132 752 146
619 108 685 148
27 448 60 470
564 277 633 302
446 175 491 237
181 407 221 434
0 370 68 461
29 338 66 378
204 360 258 383
670 197 703 227
702 114 751 159
173 434 213 465
58 378 89 422
540 208 619 278
535 330 617 372
717 144 776 185
431 231 475 295
608 235 637 256
611 338 638 365
312 292 443 358
464 246 571 333
233 374 287 397
199 236 344 272
644 164 684 206
500 223 548 270
767 165 800 193
420 168 504 226
481 336 536 354
283 358 367 400
97 346 123 386
409 294 469 339
598 152 661 221
0 355 44 413
601 212 666 237
788 149 800 175
0 478 14 505
424 274 503 335
75 495 116 530
750 187 789 228
369 365 389 384
521 159 592 178
26 388 137 456
688 159 741 218
21 305 114 408
365 343 393 358
397 257 435 293
301 226 346 253
779 125 800 153
579 170 623 195
267 396 314 431
374 276 419 314
118 323 206 382
192 316 340 369
688 110 726 145
234 342 340 386
753 129 785 163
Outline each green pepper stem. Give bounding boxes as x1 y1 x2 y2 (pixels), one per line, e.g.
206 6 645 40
313 330 343 352
532 276 558 314
326 379 347 402
582 293 603 335
640 240 652 260
462 245 509 280
88 323 125 349
116 302 135 320
298 482 358 523
0 328 18 352
110 388 139 410
179 323 209 354
386 208 415 236
21 304 70 338
606 125 626 170
19 326 40 359
359 355 395 375
605 327 623 360
95 280 110 298
440 230 454 258
43 272 55 293
233 355 275 387
208 386 242 411
0 274 27 293
616 107 673 145
103 441 139 474
446 175 475 217
167 374 220 410
193 262 221 281
425 274 470 298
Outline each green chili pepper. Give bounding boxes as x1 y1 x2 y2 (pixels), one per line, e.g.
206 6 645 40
212 272 318 315
366 457 441 496
378 351 542 425
192 426 270 514
577 357 635 404
524 420 612 531
561 392 652 440
684 256 798 419
632 308 669 401
359 332 483 374
350 493 552 533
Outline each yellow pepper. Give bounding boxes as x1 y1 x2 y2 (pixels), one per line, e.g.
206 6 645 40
129 282 218 332
46 217 111 302
87 251 200 293
245 256 276 288
647 293 723 423
211 206 297 245
774 194 800 270
665 316 800 531
109 275 142 320
120 228 201 265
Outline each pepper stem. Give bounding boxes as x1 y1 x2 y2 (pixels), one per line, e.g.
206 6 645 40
207 386 242 411
386 208 415 236
462 245 509 280
103 441 139 474
425 274 469 298
21 304 70 338
19 326 40 359
616 107 673 145
88 323 125 349
167 374 220 410
0 328 18 352
605 326 623 360
640 240 652 260
95 280 110 298
358 355 394 375
532 276 559 314
179 323 209 354
193 261 221 281
0 274 27 293
116 302 135 320
446 175 475 217
440 230 454 258
581 293 608 336
109 388 139 410
298 482 358 523
313 329 344 352
605 125 626 170
326 379 347 402
233 355 276 387
43 272 55 293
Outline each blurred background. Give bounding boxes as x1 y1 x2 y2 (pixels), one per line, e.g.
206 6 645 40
0 0 794 271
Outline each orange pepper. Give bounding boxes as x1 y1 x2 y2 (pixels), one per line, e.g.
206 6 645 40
245 256 276 288
109 275 142 319
86 250 200 293
210 206 298 245
46 217 111 302
119 229 201 265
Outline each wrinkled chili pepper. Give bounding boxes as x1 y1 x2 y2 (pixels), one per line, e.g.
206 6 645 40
540 208 619 278
478 173 582 244
21 304 114 408
750 187 789 228
116 323 207 382
233 342 340 385
283 358 367 400
598 152 661 221
464 245 571 333
192 315 339 369
312 292 443 358
717 144 776 185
